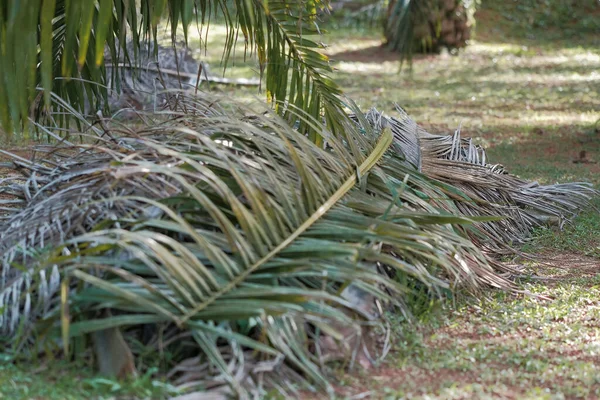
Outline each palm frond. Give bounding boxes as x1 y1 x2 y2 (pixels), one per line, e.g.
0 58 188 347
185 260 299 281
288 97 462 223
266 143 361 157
0 93 505 396
2 90 597 395
0 0 352 145
367 106 598 256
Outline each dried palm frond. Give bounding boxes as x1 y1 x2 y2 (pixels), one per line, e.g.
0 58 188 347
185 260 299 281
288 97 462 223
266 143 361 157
366 106 597 257
0 94 503 397
100 40 260 116
2 94 596 396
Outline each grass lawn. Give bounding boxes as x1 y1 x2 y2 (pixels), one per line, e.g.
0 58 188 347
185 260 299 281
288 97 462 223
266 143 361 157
1 0 599 399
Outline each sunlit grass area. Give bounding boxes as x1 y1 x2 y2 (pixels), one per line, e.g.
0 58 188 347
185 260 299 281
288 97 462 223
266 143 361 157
324 37 599 131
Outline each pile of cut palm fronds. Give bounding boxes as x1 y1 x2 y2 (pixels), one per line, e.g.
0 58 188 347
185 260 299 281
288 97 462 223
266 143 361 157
0 94 596 398
364 106 597 256
99 40 260 117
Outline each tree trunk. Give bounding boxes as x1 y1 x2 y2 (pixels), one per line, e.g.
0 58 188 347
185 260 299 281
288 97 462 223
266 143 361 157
385 0 473 54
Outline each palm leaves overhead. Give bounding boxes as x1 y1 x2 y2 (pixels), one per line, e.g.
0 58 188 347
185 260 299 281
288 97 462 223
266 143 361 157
0 0 345 142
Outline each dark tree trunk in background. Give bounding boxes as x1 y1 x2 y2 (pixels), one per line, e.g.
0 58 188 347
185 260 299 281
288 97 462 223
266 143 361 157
386 0 473 54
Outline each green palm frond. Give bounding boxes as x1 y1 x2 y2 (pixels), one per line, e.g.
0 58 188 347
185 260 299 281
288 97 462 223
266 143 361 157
0 0 348 144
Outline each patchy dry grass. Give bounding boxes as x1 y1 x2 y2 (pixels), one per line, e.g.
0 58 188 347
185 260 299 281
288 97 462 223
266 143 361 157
336 265 600 399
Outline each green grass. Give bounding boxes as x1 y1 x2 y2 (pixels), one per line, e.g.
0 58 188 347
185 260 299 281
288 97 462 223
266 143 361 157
339 276 600 399
0 360 177 400
523 200 600 258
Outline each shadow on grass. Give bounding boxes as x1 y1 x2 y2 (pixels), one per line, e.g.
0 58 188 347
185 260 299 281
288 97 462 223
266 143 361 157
329 43 401 64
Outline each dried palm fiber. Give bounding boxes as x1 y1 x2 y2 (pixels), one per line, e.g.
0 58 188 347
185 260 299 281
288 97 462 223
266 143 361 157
0 95 517 398
2 98 596 339
100 40 259 114
362 106 597 257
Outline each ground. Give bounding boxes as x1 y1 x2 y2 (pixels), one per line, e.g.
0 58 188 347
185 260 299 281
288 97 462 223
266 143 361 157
1 0 600 399
332 248 600 399
319 1 600 398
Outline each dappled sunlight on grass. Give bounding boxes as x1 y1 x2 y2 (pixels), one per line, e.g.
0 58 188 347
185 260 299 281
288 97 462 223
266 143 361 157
319 1 600 397
337 267 600 398
335 60 399 74
319 2 599 150
474 71 600 85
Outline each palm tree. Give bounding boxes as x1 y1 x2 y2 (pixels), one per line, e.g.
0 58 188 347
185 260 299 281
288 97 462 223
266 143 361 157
385 0 475 58
0 1 596 398
332 0 475 62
